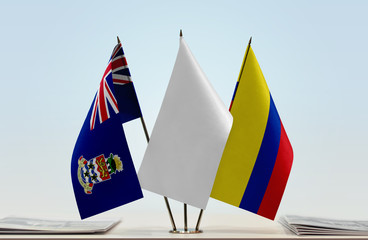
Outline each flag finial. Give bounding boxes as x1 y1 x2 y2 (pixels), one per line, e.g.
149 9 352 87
180 29 183 37
117 36 121 44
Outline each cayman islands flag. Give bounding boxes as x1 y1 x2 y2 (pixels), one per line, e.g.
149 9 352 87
211 41 293 220
71 41 143 219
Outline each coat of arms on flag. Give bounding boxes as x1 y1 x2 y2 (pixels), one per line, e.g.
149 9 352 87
77 153 123 194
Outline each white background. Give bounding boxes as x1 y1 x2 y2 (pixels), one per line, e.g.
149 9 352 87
0 0 367 223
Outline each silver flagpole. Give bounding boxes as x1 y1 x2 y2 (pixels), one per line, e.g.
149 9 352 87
139 116 177 231
117 36 177 232
175 30 203 234
181 30 204 234
195 209 203 231
184 203 188 232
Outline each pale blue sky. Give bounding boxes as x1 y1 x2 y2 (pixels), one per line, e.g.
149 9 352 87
0 0 368 221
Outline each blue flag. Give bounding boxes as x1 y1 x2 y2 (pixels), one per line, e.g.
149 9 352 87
71 42 143 219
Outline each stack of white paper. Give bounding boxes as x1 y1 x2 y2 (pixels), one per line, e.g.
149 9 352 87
280 215 368 236
0 216 119 234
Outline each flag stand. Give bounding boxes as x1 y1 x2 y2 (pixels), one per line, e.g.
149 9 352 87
169 204 203 234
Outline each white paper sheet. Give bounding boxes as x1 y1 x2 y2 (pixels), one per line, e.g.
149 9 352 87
279 215 368 236
0 216 119 234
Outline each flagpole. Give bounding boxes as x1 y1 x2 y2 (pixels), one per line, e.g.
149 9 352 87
180 29 204 233
238 36 252 81
179 29 190 233
140 117 177 231
184 203 188 232
179 29 204 234
195 209 203 231
230 37 252 111
116 36 177 232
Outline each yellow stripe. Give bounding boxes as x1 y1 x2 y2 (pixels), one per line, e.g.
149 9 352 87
211 46 270 207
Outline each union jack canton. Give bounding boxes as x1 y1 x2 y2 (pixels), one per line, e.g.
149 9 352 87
90 43 133 130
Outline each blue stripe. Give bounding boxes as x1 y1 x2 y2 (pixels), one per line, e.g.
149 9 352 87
231 81 239 102
114 68 131 77
110 48 124 60
81 166 88 182
117 48 124 55
88 160 96 183
114 82 142 123
239 94 281 213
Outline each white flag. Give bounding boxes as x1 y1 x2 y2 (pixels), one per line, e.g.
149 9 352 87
138 37 232 209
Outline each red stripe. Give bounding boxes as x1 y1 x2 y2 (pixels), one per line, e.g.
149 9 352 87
98 80 108 122
112 59 126 70
97 62 112 123
104 81 119 111
102 62 112 79
90 96 98 130
113 79 130 84
257 121 293 220
122 57 128 66
229 100 234 111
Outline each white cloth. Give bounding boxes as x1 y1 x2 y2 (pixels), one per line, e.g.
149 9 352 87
138 37 232 209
